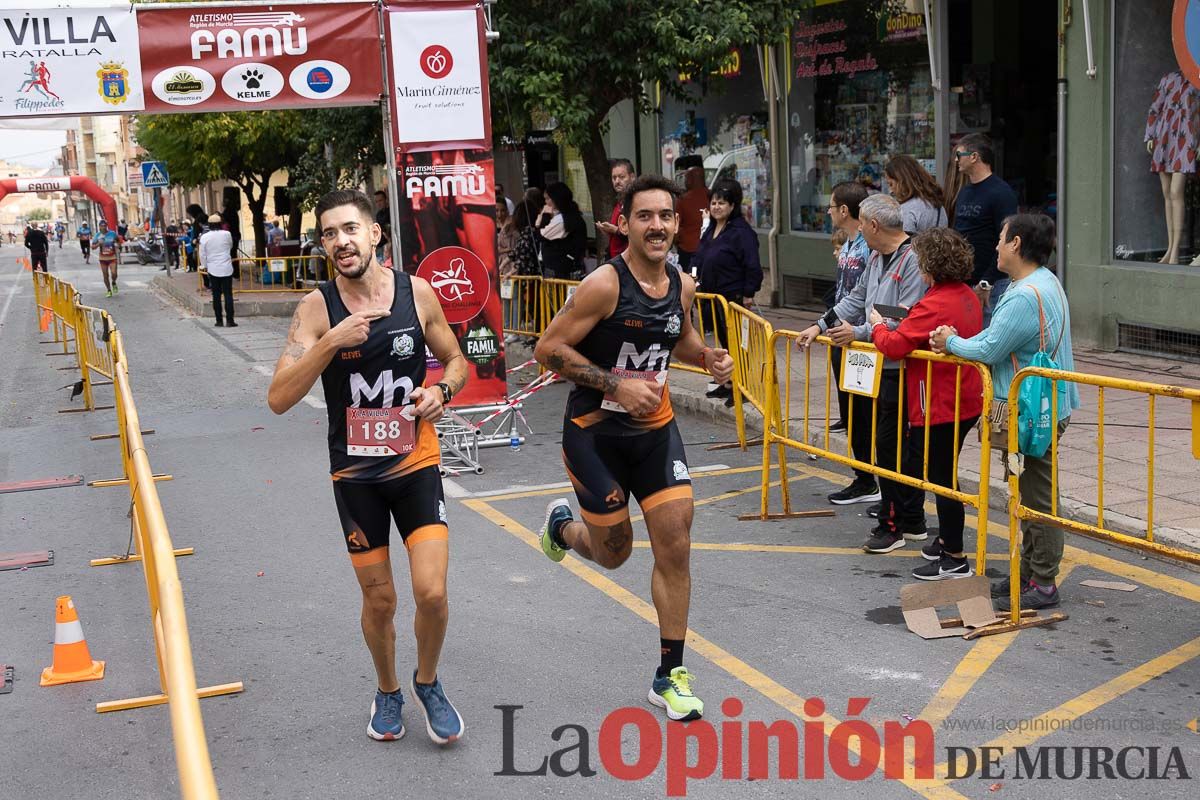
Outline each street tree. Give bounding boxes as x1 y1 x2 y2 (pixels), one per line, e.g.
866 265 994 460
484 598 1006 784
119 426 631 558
27 208 51 222
135 111 306 257
288 106 386 239
490 0 799 221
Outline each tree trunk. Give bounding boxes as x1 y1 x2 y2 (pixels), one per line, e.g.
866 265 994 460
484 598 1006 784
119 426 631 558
580 121 613 258
285 172 303 240
240 176 269 259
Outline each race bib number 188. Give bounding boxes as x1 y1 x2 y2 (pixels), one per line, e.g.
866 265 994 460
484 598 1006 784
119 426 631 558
346 407 417 456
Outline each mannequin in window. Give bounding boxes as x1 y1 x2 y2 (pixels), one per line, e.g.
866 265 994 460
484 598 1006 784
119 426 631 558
1145 69 1200 264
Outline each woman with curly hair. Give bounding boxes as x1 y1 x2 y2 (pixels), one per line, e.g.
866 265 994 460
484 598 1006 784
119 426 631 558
868 227 982 581
885 154 947 234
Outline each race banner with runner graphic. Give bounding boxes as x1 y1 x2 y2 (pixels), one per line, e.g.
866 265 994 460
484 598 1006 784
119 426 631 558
0 5 143 119
136 1 382 113
386 2 504 406
401 149 506 406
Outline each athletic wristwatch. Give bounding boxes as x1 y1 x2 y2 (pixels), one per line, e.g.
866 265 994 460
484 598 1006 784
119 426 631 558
435 382 452 405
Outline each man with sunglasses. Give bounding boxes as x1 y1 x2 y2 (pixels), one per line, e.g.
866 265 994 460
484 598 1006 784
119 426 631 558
951 134 1018 326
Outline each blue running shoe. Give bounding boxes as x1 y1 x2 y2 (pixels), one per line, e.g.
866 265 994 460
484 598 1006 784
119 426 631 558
367 688 405 741
410 672 465 744
540 498 573 562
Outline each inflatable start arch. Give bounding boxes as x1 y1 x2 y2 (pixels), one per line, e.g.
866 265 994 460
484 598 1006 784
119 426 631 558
0 176 118 229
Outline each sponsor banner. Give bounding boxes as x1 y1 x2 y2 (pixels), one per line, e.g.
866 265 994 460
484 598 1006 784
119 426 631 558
16 176 71 193
400 148 505 406
0 6 142 119
384 2 491 150
137 2 382 113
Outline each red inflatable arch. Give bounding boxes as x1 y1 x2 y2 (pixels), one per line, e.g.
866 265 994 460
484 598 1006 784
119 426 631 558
0 176 119 229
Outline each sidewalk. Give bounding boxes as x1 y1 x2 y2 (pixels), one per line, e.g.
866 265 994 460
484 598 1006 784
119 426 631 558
669 303 1200 554
152 268 305 318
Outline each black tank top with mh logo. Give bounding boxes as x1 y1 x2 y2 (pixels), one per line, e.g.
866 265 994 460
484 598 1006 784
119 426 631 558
566 256 683 437
319 271 437 482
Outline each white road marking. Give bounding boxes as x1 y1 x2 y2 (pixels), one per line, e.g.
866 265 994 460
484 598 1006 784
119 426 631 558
253 363 323 407
442 478 469 498
0 278 20 329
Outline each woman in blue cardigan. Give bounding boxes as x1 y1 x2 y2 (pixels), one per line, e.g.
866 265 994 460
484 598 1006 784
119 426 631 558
692 178 763 403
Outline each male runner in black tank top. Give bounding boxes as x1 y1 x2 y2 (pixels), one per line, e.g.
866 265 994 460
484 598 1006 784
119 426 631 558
267 190 469 745
533 175 734 721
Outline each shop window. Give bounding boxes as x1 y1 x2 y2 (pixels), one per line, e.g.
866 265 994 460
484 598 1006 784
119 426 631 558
1113 0 1200 266
659 53 774 230
786 1 936 233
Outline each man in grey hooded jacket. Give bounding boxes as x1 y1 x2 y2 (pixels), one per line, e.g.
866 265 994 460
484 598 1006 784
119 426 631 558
797 194 928 553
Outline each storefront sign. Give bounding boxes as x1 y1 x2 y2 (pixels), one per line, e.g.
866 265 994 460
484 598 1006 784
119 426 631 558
878 11 926 44
385 2 490 148
0 6 142 119
793 17 878 80
679 49 742 83
136 2 382 113
1173 0 1200 91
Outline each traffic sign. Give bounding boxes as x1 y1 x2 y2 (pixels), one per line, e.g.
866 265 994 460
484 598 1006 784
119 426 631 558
141 161 169 188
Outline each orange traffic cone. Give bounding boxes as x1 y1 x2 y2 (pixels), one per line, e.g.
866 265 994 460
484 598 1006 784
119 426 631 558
40 595 105 686
20 257 31 271
38 307 51 333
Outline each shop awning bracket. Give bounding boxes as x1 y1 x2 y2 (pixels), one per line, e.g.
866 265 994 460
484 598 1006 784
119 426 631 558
1080 0 1097 78
923 0 941 91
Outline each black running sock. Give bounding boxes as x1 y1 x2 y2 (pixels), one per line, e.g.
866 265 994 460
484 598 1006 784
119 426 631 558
549 515 571 549
657 638 685 677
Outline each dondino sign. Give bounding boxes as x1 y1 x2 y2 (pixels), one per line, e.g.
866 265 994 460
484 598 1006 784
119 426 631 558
136 1 382 112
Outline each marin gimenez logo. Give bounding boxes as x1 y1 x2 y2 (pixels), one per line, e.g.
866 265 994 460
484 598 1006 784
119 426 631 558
494 698 1193 796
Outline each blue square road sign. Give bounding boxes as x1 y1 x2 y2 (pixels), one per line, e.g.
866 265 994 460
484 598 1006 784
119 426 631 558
141 161 169 188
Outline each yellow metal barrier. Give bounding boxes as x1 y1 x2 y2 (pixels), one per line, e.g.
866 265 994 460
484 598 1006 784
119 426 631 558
49 275 78 355
27 275 243 798
199 254 328 293
672 291 731 376
760 331 995 574
541 277 578 323
1005 368 1200 602
725 303 772 442
501 274 543 337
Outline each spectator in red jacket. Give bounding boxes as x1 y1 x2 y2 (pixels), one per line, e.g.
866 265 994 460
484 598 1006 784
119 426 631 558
869 227 983 581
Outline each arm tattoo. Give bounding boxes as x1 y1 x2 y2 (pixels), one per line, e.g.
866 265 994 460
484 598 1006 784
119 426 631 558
602 523 631 555
286 305 303 338
281 307 308 364
554 295 576 319
441 354 468 395
284 342 307 362
544 350 619 393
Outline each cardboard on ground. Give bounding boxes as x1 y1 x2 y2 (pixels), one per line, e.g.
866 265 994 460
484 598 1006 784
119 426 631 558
901 575 998 639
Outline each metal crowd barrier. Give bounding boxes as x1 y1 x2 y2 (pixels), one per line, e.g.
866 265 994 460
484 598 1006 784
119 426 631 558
1005 367 1200 581
27 271 242 799
500 274 543 337
759 331 995 575
541 277 577 323
725 302 772 430
199 254 329 293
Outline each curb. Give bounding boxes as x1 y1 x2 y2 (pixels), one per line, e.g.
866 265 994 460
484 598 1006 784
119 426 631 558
151 274 302 318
